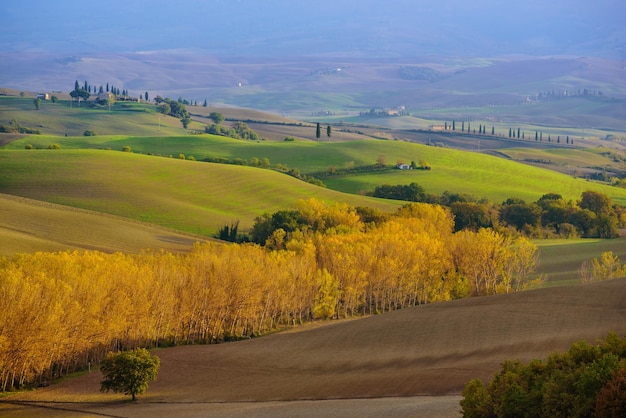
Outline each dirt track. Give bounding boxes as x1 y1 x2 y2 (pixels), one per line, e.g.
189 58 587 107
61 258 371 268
2 279 624 417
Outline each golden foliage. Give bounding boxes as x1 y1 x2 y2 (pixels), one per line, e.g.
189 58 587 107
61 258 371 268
0 200 539 391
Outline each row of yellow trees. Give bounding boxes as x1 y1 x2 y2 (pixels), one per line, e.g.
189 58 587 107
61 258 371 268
0 201 539 391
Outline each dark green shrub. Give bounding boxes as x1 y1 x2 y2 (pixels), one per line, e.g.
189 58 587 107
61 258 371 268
460 333 626 418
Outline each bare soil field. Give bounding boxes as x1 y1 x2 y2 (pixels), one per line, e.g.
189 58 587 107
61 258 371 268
2 279 624 417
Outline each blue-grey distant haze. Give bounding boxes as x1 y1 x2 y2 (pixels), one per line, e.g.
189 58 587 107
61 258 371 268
1 0 624 57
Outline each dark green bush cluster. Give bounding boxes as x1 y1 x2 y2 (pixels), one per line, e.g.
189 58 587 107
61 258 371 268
371 182 426 202
461 332 626 418
205 121 259 140
0 119 41 134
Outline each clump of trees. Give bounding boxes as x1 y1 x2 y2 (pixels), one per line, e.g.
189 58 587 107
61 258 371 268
371 186 624 239
580 251 626 283
0 199 542 391
371 182 426 202
70 80 90 105
155 97 191 128
461 332 626 418
205 121 259 141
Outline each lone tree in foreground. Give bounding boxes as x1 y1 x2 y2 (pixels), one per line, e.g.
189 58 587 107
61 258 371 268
100 348 160 401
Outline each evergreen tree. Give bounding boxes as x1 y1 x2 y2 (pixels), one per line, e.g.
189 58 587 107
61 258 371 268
326 125 332 138
316 122 321 139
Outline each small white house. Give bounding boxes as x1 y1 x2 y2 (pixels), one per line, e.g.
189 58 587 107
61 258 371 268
36 93 50 100
396 163 411 170
97 92 114 102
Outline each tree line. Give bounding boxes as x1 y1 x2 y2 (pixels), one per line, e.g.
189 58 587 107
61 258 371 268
370 188 625 239
1 199 542 391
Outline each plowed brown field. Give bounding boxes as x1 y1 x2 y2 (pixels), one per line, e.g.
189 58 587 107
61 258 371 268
2 280 624 417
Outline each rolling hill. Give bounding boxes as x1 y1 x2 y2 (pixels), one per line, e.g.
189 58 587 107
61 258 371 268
0 149 400 241
0 193 204 256
2 278 624 417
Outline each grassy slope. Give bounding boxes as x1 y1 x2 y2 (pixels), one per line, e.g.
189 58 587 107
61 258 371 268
0 149 399 238
3 279 624 417
536 237 626 286
0 97 199 137
6 134 626 206
0 193 203 256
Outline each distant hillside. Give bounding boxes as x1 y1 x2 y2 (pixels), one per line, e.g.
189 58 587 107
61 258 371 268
2 54 626 133
4 279 624 417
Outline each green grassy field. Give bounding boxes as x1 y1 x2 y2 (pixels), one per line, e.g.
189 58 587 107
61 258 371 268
6 132 626 205
6 138 626 211
0 97 200 137
0 149 400 237
535 237 626 286
0 193 203 256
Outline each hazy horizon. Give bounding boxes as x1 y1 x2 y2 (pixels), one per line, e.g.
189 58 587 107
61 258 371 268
1 0 624 58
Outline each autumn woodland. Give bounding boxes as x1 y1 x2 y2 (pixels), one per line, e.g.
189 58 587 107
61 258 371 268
0 200 543 392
